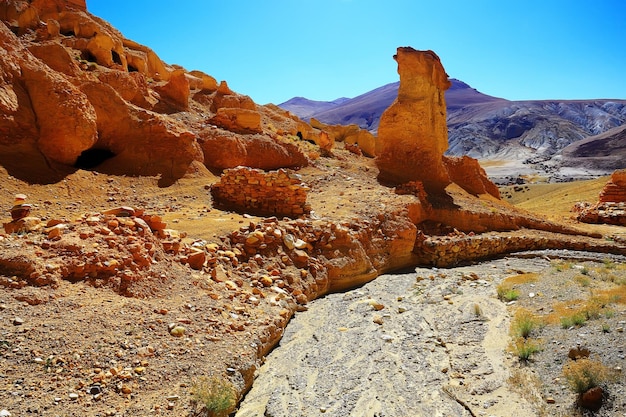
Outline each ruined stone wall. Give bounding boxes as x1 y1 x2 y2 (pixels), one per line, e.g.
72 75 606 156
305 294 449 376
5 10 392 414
414 230 624 267
211 167 310 218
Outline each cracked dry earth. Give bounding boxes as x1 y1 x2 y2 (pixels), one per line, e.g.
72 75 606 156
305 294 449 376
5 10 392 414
236 255 626 417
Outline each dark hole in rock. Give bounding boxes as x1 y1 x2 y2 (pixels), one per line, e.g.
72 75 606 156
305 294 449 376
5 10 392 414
127 64 138 72
81 50 97 63
112 50 122 65
74 148 116 169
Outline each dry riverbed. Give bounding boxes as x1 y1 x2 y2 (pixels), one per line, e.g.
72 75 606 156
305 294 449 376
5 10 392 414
236 253 626 417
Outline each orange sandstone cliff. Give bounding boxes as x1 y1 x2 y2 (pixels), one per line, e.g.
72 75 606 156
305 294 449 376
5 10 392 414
0 0 319 184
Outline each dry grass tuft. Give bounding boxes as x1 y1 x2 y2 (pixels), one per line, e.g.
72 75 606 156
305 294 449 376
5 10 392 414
562 358 614 394
191 376 237 417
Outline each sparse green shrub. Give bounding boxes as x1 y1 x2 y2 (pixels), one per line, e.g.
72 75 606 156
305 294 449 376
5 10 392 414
472 303 483 318
561 312 587 328
497 284 520 302
562 358 612 394
601 323 611 333
509 337 541 361
580 267 590 276
191 376 237 417
511 309 540 338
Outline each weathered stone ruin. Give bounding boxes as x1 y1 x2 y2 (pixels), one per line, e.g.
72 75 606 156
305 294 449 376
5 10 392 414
211 167 311 218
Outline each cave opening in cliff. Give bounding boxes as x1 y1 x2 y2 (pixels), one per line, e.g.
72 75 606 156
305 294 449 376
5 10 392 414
74 148 116 170
111 50 122 65
81 50 97 63
127 64 138 72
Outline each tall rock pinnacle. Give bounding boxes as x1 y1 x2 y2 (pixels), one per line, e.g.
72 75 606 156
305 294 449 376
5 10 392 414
376 47 451 192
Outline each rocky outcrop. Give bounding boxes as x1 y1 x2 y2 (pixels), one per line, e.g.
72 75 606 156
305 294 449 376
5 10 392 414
599 169 626 203
444 155 501 198
0 22 97 167
1 0 324 184
376 48 451 192
310 118 376 157
198 130 308 172
154 68 190 111
575 169 626 225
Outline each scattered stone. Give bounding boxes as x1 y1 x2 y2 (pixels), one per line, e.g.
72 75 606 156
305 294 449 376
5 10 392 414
69 392 79 400
546 397 556 404
580 386 603 411
568 346 590 360
12 317 24 326
372 315 384 325
169 325 186 337
369 300 384 311
87 385 102 395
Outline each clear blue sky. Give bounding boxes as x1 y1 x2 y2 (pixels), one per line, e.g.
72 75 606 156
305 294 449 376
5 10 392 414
88 0 626 105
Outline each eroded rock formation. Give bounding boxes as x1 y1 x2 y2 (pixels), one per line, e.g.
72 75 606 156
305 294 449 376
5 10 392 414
444 155 501 198
575 169 626 225
599 169 626 203
375 47 501 201
0 0 315 182
310 118 376 157
376 48 451 191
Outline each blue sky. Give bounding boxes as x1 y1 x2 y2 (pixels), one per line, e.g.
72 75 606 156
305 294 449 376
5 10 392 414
88 0 626 105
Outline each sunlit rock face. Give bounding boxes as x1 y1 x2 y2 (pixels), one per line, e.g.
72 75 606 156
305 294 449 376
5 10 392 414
376 47 451 192
599 169 626 203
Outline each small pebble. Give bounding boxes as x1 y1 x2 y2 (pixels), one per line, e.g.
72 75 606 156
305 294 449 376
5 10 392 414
169 325 186 337
69 392 79 400
12 317 24 326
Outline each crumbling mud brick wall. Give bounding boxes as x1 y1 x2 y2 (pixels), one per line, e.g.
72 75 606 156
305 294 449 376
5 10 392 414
211 167 310 218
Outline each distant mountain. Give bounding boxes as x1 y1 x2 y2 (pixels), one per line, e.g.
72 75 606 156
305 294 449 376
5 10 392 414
556 124 626 172
280 79 505 133
278 96 350 120
279 80 626 170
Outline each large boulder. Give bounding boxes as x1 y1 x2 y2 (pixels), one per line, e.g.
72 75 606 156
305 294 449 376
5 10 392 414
198 130 308 172
376 47 451 192
154 68 190 111
444 156 501 198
